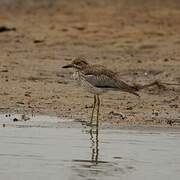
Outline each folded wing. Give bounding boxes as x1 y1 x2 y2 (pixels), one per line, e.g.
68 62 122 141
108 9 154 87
82 65 139 96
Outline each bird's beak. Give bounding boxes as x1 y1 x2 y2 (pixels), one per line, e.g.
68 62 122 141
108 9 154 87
62 64 73 68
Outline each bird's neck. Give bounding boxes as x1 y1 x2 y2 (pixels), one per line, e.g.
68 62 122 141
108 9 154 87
73 71 80 81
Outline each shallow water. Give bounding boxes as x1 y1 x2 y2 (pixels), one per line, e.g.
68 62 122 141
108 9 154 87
0 114 180 180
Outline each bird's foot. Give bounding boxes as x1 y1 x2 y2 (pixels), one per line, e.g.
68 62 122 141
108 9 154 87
85 122 96 127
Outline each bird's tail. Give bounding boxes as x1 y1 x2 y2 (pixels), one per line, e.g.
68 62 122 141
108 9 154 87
130 89 140 97
125 85 140 97
117 79 140 97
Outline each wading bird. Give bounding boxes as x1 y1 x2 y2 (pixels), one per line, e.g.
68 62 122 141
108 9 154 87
62 57 139 127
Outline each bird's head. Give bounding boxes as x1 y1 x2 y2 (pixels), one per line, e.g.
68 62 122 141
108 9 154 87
62 57 89 70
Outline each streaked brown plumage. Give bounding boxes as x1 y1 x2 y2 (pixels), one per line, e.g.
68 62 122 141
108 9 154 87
62 57 139 126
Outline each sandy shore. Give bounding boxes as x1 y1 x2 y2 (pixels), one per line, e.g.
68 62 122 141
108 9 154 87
0 0 180 126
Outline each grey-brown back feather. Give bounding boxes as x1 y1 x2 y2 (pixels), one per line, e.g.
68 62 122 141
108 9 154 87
81 65 139 96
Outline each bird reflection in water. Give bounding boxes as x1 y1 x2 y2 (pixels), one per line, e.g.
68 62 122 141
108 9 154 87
72 125 107 166
71 126 125 179
89 126 99 164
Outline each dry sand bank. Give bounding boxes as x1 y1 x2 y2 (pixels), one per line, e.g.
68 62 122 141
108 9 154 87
0 0 180 126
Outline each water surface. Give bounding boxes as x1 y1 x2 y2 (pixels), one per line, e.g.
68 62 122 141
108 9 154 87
0 114 180 180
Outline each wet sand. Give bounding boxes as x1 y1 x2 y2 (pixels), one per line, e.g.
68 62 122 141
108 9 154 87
0 0 180 125
0 114 180 180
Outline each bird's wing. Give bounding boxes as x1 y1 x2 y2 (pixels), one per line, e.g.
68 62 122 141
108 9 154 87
82 65 119 88
83 74 118 88
82 65 139 96
114 77 140 96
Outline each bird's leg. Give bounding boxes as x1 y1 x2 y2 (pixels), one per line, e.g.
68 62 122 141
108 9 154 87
96 95 100 128
90 95 96 126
